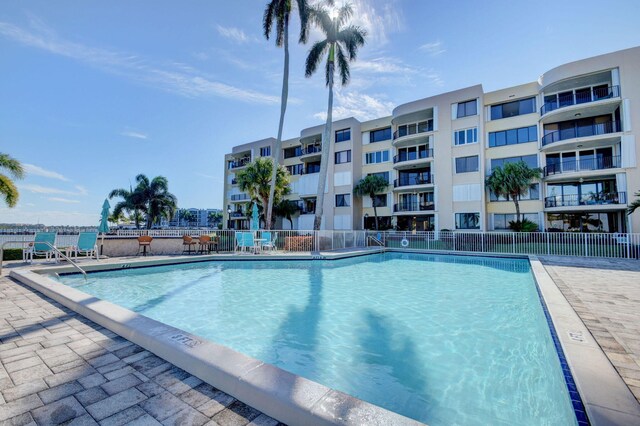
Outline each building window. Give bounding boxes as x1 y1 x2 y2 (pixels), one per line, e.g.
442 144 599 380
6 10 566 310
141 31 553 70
335 194 351 207
493 213 539 230
490 155 538 171
335 150 352 164
364 150 389 164
456 99 477 118
368 171 390 184
455 155 479 173
490 97 536 120
260 146 271 157
335 129 351 143
286 164 303 176
490 183 539 201
454 128 478 145
284 146 302 158
372 194 387 207
370 127 392 143
489 125 537 147
455 213 480 229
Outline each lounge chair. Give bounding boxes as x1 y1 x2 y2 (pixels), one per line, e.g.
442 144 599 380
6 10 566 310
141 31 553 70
261 232 278 252
235 232 254 253
71 232 98 260
25 232 58 263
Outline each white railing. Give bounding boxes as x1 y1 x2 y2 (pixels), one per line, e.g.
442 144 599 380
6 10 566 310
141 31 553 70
1 229 639 259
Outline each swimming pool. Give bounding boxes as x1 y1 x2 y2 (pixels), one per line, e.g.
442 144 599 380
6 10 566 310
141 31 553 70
57 252 578 425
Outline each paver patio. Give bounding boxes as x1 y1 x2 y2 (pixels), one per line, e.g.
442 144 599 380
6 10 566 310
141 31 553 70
0 272 282 426
540 256 640 402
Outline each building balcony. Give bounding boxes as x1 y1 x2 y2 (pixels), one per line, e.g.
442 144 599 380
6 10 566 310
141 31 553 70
544 192 626 209
393 173 433 190
392 121 433 147
543 155 621 178
230 194 250 202
301 166 320 175
540 85 620 116
300 145 322 162
541 121 621 147
228 157 251 169
393 202 435 214
393 149 433 166
230 212 246 218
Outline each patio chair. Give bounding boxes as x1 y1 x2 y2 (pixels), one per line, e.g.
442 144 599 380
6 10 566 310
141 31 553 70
262 232 278 253
137 236 153 256
71 232 98 260
182 236 198 254
25 232 58 263
197 235 211 254
235 232 254 253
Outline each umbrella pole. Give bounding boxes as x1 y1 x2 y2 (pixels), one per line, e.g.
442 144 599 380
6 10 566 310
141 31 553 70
99 233 104 260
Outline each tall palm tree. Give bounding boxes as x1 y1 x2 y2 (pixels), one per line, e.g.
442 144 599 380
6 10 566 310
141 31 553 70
628 192 640 215
134 174 178 229
305 2 366 230
109 184 146 229
237 157 291 227
263 0 310 230
353 174 388 230
486 161 542 227
0 153 24 208
274 199 299 229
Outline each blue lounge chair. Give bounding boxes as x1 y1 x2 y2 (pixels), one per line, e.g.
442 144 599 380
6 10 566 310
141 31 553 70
261 232 278 252
26 232 58 263
235 232 255 253
72 232 98 260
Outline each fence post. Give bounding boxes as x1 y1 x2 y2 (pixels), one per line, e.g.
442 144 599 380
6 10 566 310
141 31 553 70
584 233 588 257
512 233 516 254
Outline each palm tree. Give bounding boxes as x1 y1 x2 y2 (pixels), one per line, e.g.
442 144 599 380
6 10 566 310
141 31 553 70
628 192 640 215
0 153 24 208
305 2 366 230
274 199 299 229
109 184 146 229
263 0 310 230
134 174 178 229
237 158 291 227
208 211 223 228
486 161 542 228
353 175 388 230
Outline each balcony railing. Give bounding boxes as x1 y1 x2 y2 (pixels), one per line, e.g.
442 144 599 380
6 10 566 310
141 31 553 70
301 167 320 175
393 149 434 164
541 121 621 146
541 85 620 115
393 120 433 140
230 212 245 218
544 155 621 176
544 192 626 208
394 173 432 188
393 202 435 212
301 145 322 155
230 194 250 201
228 157 251 169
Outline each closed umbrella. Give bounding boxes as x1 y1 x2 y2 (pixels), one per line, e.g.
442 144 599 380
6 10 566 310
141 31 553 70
250 202 260 231
98 199 110 259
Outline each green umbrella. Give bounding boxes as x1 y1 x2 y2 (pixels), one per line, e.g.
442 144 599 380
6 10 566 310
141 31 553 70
250 202 260 231
98 199 110 259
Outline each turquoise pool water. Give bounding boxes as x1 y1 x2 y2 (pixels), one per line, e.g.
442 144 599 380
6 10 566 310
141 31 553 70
58 253 577 425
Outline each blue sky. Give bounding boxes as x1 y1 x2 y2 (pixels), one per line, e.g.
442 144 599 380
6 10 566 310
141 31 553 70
1 0 639 225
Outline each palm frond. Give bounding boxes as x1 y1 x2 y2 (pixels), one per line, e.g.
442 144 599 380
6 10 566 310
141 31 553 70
336 3 353 27
0 174 19 207
308 5 332 37
336 46 349 85
296 0 310 43
0 153 24 179
338 26 366 60
628 192 640 215
263 1 278 40
305 40 329 78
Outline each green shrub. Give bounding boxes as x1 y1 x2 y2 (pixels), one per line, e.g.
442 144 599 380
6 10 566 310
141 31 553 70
509 218 538 232
2 249 24 261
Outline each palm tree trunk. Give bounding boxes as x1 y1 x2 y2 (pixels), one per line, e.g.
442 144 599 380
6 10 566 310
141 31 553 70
266 23 290 231
513 197 521 224
373 197 379 231
314 46 334 231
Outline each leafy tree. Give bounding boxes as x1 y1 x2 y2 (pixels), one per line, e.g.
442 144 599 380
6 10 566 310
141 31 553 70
304 2 366 230
109 184 146 229
236 158 291 226
274 199 299 229
208 211 223 228
178 209 195 227
134 174 178 229
353 175 388 230
486 161 542 229
0 153 24 208
628 192 640 216
263 0 309 230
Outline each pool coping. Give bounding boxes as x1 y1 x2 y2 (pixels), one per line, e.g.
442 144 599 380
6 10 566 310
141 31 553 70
9 250 640 425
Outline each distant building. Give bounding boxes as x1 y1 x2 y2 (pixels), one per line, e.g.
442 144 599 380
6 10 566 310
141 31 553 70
159 208 222 228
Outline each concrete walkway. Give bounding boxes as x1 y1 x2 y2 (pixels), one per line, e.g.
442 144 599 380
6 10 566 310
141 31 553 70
540 256 640 403
0 274 282 426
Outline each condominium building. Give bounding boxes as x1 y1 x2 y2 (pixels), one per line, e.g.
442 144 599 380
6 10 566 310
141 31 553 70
160 208 222 228
223 46 640 233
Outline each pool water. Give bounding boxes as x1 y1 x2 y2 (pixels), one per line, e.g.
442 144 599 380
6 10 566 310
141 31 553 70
58 252 577 425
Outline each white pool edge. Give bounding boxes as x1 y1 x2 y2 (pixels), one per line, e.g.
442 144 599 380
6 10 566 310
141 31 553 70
9 261 422 426
528 256 640 425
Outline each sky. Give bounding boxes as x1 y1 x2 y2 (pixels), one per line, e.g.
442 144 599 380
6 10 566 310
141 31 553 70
1 0 640 226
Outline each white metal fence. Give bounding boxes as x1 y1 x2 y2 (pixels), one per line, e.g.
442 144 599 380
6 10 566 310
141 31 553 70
1 229 639 259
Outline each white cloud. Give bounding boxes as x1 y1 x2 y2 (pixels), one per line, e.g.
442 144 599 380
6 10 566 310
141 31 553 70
0 19 280 105
22 163 70 181
215 25 252 44
75 185 88 196
313 90 394 121
47 197 80 204
420 40 446 56
19 184 88 197
121 131 148 140
351 58 418 75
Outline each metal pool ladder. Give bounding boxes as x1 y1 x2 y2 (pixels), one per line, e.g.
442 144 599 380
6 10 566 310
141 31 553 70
0 240 88 279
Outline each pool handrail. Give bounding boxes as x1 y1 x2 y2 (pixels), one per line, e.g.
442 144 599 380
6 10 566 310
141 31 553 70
0 240 87 279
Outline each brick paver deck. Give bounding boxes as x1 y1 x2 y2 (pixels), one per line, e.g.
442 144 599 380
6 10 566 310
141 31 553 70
0 274 282 426
540 256 640 402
